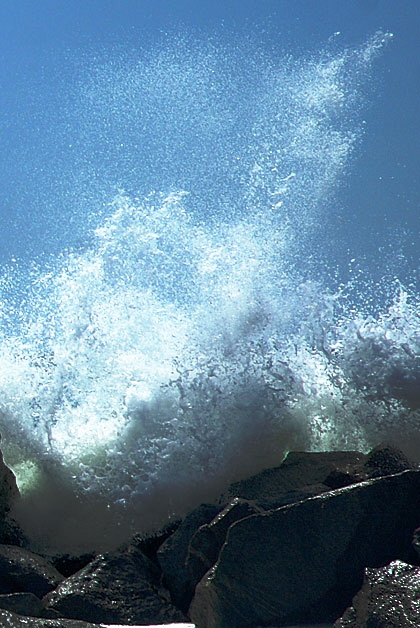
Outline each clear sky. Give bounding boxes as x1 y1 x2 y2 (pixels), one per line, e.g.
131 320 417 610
0 0 419 283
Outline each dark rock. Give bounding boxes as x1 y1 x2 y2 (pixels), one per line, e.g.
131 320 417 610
334 560 420 627
0 592 59 618
0 544 63 597
0 446 20 517
186 498 263 593
189 470 420 628
44 545 186 624
221 445 415 512
221 450 366 507
157 502 221 610
0 608 118 626
412 525 420 559
50 553 95 578
263 483 338 508
324 443 415 489
0 445 24 546
324 469 360 489
0 592 44 617
363 442 415 478
0 515 27 547
132 519 181 565
0 444 26 546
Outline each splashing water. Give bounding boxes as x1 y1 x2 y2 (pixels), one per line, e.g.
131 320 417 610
1 31 416 552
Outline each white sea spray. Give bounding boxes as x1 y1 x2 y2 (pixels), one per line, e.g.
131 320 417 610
0 32 411 553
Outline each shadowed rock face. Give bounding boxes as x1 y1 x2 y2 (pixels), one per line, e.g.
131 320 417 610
189 470 420 628
157 503 221 611
0 545 63 597
0 447 19 517
0 445 22 546
185 498 263 596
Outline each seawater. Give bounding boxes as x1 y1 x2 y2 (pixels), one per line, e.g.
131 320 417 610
0 31 418 553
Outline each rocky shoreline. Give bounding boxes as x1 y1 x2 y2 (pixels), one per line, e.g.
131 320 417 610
0 443 419 627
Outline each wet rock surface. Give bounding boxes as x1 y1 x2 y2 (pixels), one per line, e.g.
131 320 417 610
0 607 113 626
189 469 420 627
43 545 187 624
0 591 59 618
334 560 420 627
0 442 418 627
0 544 64 597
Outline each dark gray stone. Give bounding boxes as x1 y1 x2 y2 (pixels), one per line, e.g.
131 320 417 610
221 445 416 511
44 545 186 624
0 608 112 626
0 444 24 546
189 470 420 628
412 525 420 560
221 450 366 508
363 442 415 478
0 592 59 618
0 545 63 597
50 553 95 578
0 515 26 547
334 560 420 627
186 498 263 591
157 502 221 610
0 445 19 517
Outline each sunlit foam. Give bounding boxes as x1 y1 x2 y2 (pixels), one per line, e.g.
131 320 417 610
0 32 406 553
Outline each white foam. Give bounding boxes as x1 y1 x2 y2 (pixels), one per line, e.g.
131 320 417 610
0 32 402 553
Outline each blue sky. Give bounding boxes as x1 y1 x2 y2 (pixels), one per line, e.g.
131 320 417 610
0 0 419 282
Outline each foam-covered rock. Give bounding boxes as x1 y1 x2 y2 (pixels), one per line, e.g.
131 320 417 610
334 560 420 627
189 470 420 628
0 544 63 597
44 545 186 624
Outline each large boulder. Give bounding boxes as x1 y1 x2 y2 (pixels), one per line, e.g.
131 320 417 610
189 469 420 628
185 498 263 597
334 560 420 627
220 450 366 508
221 445 415 509
44 545 186 624
0 544 63 597
157 503 221 611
